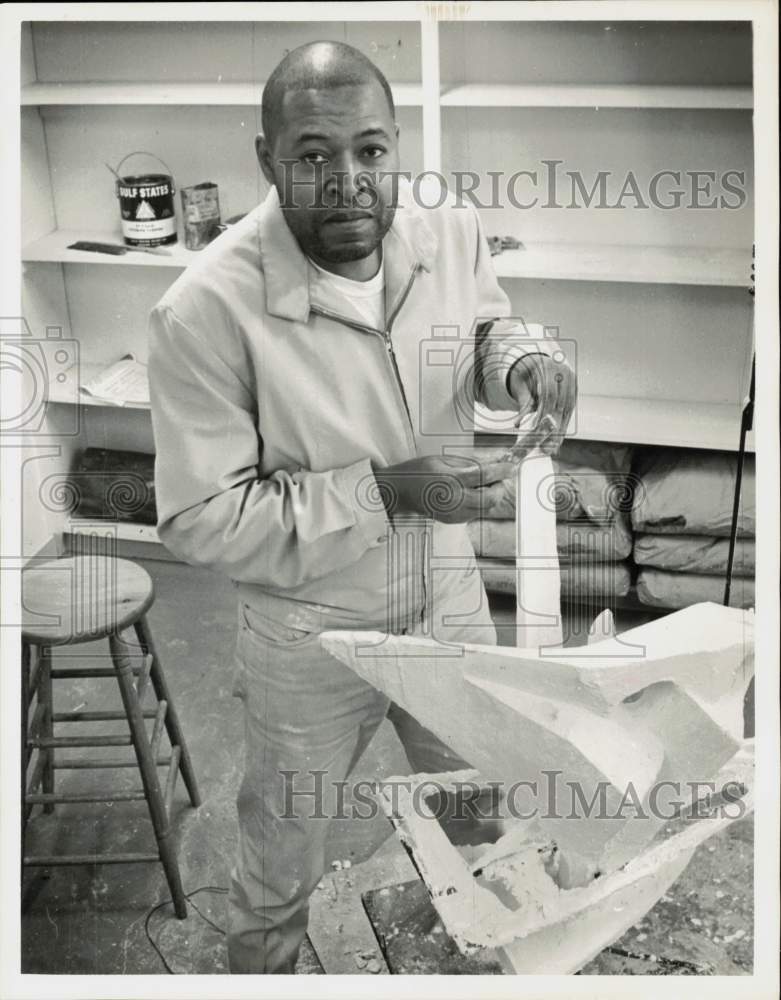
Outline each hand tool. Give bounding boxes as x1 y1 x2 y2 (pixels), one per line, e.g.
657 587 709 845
67 240 172 257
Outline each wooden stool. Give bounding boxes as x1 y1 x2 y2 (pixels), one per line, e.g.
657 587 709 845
21 556 200 918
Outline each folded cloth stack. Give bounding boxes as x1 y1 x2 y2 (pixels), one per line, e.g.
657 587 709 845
68 447 157 524
631 448 755 609
467 440 635 601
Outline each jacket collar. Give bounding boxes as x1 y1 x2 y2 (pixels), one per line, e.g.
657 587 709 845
256 178 438 325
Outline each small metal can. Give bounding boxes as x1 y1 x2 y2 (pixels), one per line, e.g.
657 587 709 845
181 182 222 250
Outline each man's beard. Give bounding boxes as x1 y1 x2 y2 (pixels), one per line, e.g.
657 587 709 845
291 203 397 264
313 237 383 263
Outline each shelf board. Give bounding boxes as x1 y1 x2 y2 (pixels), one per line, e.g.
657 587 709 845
440 83 753 110
25 230 752 287
22 81 750 111
492 243 751 287
46 383 755 449
65 519 159 544
474 395 754 452
47 361 150 410
24 230 198 269
21 80 424 108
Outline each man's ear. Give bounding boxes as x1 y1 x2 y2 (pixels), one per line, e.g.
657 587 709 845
255 134 275 186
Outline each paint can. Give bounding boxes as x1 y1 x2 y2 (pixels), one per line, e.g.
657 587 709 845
113 152 177 247
180 182 222 250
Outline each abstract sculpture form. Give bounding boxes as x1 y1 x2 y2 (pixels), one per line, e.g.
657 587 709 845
320 603 754 973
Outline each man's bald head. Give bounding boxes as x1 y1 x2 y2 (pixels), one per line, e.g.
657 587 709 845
261 41 395 148
256 40 400 278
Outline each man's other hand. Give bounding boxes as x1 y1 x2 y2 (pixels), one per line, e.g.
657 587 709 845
372 455 517 523
508 352 577 456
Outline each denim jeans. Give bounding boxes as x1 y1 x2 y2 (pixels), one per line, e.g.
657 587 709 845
226 571 496 974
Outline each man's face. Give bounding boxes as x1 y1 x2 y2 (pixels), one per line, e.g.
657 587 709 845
258 80 400 267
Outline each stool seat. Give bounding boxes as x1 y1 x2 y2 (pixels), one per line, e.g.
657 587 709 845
22 557 155 645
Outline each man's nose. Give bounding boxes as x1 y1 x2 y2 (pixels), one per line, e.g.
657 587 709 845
327 154 370 204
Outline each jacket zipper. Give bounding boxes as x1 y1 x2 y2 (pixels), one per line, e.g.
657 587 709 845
310 266 419 452
310 267 427 625
382 269 429 631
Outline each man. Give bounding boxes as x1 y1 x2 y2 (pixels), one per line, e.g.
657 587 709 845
148 41 575 973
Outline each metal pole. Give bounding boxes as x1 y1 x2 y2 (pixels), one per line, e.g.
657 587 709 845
724 358 755 606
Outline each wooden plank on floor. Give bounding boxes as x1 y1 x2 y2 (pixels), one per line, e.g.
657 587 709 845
296 935 325 975
362 880 503 975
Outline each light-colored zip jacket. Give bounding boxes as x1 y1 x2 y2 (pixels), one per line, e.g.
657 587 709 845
148 181 548 631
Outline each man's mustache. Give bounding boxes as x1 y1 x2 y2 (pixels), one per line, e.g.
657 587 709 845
321 209 376 222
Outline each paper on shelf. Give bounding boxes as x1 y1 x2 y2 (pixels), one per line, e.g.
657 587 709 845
80 353 149 406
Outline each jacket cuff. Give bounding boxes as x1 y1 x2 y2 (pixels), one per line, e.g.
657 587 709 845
337 457 393 551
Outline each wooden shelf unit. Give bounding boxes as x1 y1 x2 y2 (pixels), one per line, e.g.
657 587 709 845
20 17 755 558
474 396 754 454
21 80 424 107
64 519 159 544
438 83 753 110
492 243 751 288
24 230 752 288
24 230 197 269
21 80 752 111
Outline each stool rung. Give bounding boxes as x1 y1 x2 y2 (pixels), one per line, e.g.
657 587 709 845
27 790 147 805
53 709 157 723
24 852 159 867
164 746 182 816
29 734 132 749
50 667 142 680
53 756 172 770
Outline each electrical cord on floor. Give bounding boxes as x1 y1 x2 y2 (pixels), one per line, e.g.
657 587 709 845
605 945 701 974
144 885 229 974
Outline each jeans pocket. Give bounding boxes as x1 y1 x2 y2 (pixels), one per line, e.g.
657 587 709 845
239 602 317 649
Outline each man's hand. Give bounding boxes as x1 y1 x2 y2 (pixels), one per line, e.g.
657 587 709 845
372 454 517 523
507 352 577 456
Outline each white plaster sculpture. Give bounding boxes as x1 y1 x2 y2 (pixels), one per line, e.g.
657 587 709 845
500 416 563 651
512 447 563 650
320 603 754 972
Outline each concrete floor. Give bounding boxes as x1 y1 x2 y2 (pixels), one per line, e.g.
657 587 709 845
21 557 754 975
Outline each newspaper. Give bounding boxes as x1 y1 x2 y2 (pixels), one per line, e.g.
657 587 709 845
79 353 150 407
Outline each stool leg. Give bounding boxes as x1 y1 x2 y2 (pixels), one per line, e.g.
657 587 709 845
39 647 55 813
110 633 188 919
134 616 201 808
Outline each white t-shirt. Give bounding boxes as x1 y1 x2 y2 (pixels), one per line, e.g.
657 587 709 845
308 255 385 332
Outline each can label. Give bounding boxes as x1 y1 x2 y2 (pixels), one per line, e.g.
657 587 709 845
121 216 177 240
181 182 221 250
117 174 177 246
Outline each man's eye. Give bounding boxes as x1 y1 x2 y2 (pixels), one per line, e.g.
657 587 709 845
361 146 386 160
302 152 328 165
